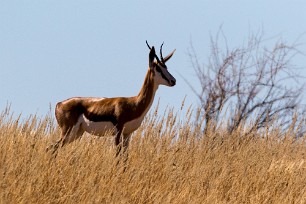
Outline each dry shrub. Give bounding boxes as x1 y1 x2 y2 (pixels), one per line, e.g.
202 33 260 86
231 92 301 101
0 105 306 204
188 30 305 136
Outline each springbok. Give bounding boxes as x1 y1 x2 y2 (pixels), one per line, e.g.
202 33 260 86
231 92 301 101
48 41 176 155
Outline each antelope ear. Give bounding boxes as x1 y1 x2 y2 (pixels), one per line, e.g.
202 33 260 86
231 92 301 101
163 49 176 63
149 46 156 69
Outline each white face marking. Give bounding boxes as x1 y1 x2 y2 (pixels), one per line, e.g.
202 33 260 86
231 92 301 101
79 114 117 136
154 65 176 87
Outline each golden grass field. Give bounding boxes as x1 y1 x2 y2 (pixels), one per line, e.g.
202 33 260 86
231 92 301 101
0 105 306 204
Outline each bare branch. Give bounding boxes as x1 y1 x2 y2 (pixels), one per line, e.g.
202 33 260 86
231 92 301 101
188 30 305 136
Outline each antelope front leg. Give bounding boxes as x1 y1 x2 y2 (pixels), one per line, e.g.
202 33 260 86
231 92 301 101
115 130 123 157
115 130 131 157
123 133 131 152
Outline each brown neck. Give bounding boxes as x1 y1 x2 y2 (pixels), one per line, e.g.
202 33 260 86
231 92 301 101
136 68 158 116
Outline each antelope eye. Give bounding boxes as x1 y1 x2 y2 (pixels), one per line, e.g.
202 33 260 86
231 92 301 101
156 66 162 73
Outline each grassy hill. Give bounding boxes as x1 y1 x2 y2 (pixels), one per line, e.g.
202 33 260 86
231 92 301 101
0 106 305 203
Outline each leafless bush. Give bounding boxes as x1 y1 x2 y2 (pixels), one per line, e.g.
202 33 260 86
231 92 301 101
188 31 305 136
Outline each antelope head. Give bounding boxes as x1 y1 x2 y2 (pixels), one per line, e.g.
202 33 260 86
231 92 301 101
146 41 176 87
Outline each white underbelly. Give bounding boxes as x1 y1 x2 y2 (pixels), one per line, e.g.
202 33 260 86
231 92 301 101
79 114 118 136
78 114 145 136
123 116 144 135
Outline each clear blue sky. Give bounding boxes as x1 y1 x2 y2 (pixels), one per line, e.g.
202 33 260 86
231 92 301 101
1 1 306 117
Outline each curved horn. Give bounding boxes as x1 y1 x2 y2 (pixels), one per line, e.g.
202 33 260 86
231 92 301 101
146 40 151 50
154 53 162 65
160 42 164 63
146 40 163 64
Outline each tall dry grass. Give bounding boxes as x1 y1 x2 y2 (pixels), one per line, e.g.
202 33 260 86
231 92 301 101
0 105 306 204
